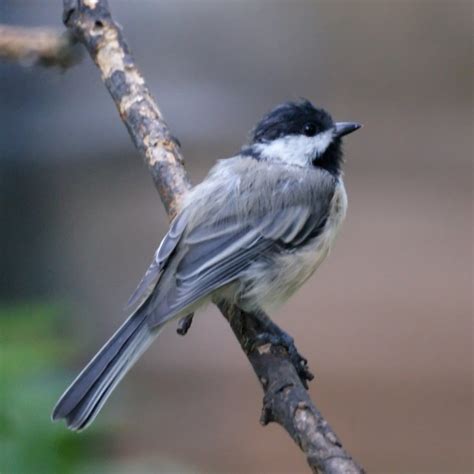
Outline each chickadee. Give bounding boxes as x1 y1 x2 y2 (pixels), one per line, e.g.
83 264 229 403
52 99 361 431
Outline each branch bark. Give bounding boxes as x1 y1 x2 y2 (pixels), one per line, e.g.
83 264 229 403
0 24 82 69
61 1 364 472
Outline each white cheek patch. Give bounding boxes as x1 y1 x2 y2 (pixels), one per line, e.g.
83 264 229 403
311 130 333 156
255 130 334 167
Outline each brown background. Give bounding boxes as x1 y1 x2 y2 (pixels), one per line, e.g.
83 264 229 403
1 1 472 472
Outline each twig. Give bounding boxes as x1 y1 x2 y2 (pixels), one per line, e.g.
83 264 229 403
61 1 364 472
0 24 82 69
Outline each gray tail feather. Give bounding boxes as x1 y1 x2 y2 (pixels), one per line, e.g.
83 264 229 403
51 310 161 431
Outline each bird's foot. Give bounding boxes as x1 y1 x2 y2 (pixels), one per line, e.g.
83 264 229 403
177 313 194 336
249 322 314 388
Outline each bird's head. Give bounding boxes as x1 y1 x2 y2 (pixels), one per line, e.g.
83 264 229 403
246 99 361 176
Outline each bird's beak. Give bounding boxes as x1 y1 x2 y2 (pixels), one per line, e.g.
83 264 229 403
334 122 362 138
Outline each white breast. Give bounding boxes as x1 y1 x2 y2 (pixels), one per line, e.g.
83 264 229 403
311 179 348 263
246 180 348 312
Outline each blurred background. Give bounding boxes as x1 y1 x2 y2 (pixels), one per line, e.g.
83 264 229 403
0 1 472 473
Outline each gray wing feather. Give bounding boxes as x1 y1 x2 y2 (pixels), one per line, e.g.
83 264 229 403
258 206 312 243
125 210 188 311
145 204 326 327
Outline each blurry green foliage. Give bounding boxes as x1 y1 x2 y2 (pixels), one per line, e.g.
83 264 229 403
0 303 108 474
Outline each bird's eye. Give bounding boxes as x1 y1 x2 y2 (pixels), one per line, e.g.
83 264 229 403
303 123 317 137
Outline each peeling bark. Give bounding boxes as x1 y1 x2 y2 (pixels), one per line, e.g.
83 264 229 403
61 1 364 472
63 0 191 217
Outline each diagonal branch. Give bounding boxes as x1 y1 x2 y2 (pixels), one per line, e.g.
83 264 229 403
0 24 82 69
61 1 364 472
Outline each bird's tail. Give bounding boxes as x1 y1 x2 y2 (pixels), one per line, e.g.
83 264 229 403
51 309 162 431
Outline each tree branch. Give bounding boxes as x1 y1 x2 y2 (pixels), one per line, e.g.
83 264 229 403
61 1 364 472
0 24 82 69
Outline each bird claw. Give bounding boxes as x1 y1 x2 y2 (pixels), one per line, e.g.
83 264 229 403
251 327 314 388
177 313 194 336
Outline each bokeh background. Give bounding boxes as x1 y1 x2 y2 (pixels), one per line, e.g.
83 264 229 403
1 1 472 473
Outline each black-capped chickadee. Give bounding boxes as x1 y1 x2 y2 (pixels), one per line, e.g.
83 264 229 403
52 99 361 431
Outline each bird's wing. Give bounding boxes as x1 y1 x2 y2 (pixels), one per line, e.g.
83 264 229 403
145 204 329 326
126 209 189 311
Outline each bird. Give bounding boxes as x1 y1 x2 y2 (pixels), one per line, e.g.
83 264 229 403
52 99 361 431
